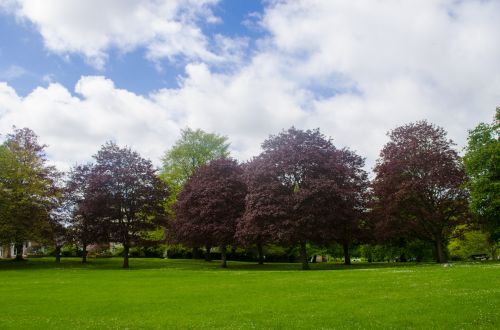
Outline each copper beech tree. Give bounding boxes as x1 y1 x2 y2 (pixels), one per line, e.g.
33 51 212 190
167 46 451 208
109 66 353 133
171 158 246 268
75 142 169 268
237 128 369 269
65 164 107 264
372 121 469 263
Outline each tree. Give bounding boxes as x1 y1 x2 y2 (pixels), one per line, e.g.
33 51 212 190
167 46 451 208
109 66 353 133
88 142 169 268
463 108 500 243
0 145 19 245
0 128 61 261
448 225 498 260
160 128 229 257
238 127 367 270
313 149 370 265
372 121 469 263
65 164 106 263
236 157 279 265
171 158 246 268
160 128 229 208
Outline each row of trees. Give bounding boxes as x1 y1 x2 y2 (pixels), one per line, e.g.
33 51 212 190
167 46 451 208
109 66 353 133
0 109 498 269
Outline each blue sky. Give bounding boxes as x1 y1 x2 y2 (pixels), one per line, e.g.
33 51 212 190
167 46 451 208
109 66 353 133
0 0 265 95
0 0 499 171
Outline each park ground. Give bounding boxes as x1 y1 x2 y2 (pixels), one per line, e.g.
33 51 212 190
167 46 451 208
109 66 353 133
0 258 499 329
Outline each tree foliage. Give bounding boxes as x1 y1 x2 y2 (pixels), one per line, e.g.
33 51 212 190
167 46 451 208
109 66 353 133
463 108 500 241
372 121 469 263
238 128 369 269
64 164 106 263
171 158 246 267
160 128 229 212
0 128 61 260
83 142 169 268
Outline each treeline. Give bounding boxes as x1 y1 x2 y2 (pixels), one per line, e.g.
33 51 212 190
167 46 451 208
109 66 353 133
0 109 498 269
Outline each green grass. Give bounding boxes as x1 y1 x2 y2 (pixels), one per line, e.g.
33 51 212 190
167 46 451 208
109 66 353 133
1 258 499 329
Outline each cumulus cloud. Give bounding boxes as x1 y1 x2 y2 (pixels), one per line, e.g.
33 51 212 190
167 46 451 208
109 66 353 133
259 0 500 163
1 0 499 172
0 77 179 170
0 0 230 69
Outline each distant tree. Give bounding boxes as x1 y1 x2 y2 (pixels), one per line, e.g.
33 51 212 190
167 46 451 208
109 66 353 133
0 145 19 245
89 142 169 268
372 121 469 263
161 128 229 257
160 128 229 207
171 158 246 268
448 225 498 260
0 128 61 261
236 157 279 265
65 164 106 263
313 149 370 265
238 127 367 270
463 108 500 243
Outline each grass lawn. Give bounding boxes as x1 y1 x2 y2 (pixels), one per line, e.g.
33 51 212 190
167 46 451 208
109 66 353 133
0 258 499 329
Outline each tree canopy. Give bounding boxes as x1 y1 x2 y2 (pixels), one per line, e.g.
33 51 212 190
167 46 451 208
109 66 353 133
160 128 229 210
372 121 469 263
238 127 369 269
171 158 246 267
0 128 61 260
463 108 500 241
82 142 169 268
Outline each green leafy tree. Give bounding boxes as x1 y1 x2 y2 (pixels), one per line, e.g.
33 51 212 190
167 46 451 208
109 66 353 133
448 225 497 260
463 108 500 242
0 145 20 244
0 128 61 260
160 128 229 257
161 128 230 205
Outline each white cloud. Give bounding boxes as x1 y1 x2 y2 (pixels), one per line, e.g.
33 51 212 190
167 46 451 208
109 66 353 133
0 0 228 69
1 0 499 173
259 0 500 165
0 77 179 170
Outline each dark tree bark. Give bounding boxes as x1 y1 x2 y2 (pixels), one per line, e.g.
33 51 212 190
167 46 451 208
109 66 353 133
220 245 227 268
14 242 24 261
204 245 212 261
192 247 200 259
123 245 130 269
55 245 61 263
299 242 309 270
435 238 447 263
343 243 351 265
257 242 264 265
82 243 87 264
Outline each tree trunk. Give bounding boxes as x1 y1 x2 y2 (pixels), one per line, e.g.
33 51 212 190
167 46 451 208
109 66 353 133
220 245 227 268
55 245 61 263
204 245 212 262
192 246 200 259
14 242 24 261
343 243 351 265
299 242 309 270
311 255 317 263
257 242 264 265
123 245 130 268
435 238 447 263
82 244 87 264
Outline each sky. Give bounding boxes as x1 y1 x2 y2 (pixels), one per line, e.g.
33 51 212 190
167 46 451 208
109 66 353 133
0 0 499 172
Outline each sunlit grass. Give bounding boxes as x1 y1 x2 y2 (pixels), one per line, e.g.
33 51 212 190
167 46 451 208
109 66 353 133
1 258 499 329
